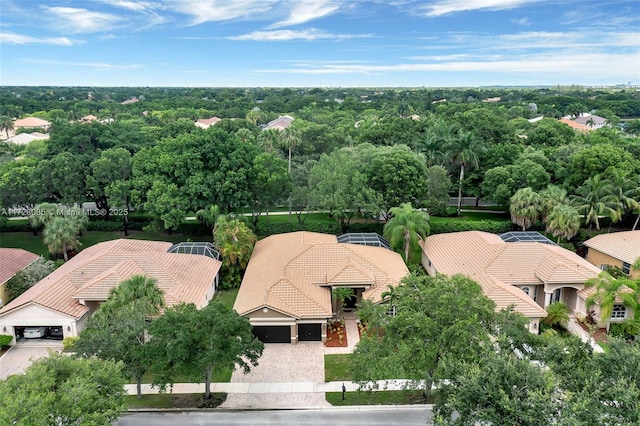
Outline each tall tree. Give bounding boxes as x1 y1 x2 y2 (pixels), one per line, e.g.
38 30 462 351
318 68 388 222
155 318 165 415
148 301 264 400
280 126 301 173
196 204 222 231
424 165 452 216
0 115 13 138
539 184 568 221
248 152 292 228
545 203 581 244
383 202 430 263
213 216 257 288
509 187 543 231
445 130 484 216
43 216 81 261
0 353 126 426
75 275 164 398
351 273 496 400
572 175 620 234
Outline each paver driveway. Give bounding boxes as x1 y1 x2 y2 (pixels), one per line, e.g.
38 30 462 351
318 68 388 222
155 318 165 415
0 343 62 380
221 341 330 408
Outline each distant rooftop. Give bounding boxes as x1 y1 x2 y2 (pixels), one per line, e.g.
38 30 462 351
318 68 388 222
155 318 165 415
500 231 556 245
337 233 391 250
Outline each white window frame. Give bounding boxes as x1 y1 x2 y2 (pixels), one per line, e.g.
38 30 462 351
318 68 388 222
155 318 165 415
611 304 626 319
622 262 631 275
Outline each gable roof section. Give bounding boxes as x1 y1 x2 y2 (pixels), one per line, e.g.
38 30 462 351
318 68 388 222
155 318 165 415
234 232 408 318
559 118 590 132
195 117 221 129
0 248 40 285
14 117 50 128
584 230 640 265
265 115 293 130
422 231 601 318
0 239 222 319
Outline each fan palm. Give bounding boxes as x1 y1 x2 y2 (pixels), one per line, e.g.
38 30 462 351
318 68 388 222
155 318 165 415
383 203 430 263
0 115 13 139
43 216 80 261
545 204 581 243
445 130 484 216
571 175 620 235
509 187 543 231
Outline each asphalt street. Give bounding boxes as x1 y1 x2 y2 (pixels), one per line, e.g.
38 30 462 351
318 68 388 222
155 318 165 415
115 407 432 425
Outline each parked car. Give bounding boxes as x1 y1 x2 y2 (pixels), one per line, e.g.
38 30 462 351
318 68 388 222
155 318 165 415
23 326 47 339
47 326 62 339
48 326 63 339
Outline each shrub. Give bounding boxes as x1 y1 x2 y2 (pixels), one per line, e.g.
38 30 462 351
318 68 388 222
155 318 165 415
0 220 32 232
62 336 79 352
0 334 13 348
430 220 512 235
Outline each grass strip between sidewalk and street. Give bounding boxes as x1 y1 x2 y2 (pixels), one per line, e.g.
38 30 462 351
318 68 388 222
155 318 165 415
326 390 435 406
124 393 226 409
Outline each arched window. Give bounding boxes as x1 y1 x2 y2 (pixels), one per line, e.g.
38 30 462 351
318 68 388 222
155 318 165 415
611 304 626 319
521 286 531 296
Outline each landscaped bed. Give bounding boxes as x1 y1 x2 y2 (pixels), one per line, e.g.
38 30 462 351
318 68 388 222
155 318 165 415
324 319 348 347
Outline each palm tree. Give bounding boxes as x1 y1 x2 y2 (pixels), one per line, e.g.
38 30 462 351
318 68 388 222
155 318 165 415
586 272 640 334
235 128 255 144
257 129 279 153
609 169 640 226
445 130 484 216
509 187 543 231
281 127 300 173
545 204 581 244
542 302 570 329
332 287 355 319
28 202 60 233
383 203 430 263
0 116 13 139
195 204 221 231
539 185 568 221
43 216 80 261
571 175 620 235
213 217 257 287
104 274 165 317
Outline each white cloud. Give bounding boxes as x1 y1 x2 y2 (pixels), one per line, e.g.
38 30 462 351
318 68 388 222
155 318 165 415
41 6 123 33
420 0 544 17
0 32 84 46
227 28 372 41
164 0 276 25
97 0 160 13
21 58 143 71
270 0 339 28
512 17 530 25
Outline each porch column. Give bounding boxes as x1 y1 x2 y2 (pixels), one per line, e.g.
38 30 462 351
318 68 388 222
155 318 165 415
544 291 553 308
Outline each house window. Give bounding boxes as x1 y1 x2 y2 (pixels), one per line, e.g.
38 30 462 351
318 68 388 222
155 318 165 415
386 305 397 316
599 264 609 271
552 289 562 303
622 262 631 275
521 287 531 296
611 304 626 319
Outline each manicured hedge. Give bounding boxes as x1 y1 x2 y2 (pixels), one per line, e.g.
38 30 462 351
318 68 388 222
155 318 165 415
255 221 341 237
429 220 513 235
0 221 32 232
176 222 211 236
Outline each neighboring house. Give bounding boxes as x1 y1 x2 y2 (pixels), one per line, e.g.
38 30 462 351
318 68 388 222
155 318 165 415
120 97 139 105
0 248 40 308
79 114 98 123
195 116 221 129
234 232 408 344
584 230 640 280
574 113 608 129
420 231 602 333
0 239 222 345
559 118 591 132
5 132 49 145
264 115 293 130
13 117 51 133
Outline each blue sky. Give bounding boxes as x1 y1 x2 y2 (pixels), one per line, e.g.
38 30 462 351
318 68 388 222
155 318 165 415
1 0 639 87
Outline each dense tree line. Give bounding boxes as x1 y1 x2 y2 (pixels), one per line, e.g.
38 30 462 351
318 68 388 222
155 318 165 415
1 86 639 236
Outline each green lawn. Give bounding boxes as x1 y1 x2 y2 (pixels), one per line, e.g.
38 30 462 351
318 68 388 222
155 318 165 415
326 390 433 406
124 392 226 409
257 212 337 225
0 230 210 257
213 288 239 310
325 354 352 382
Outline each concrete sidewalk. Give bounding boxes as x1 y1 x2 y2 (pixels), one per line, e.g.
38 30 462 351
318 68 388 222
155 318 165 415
567 317 604 353
125 379 412 395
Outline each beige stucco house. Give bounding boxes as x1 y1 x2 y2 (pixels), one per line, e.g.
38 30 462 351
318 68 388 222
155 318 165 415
584 230 640 280
234 232 409 343
420 231 603 333
195 116 221 129
0 248 40 308
0 239 221 345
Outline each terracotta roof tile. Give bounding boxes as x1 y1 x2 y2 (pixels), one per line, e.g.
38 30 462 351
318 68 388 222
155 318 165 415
0 248 40 284
0 239 221 319
234 232 408 318
584 231 640 265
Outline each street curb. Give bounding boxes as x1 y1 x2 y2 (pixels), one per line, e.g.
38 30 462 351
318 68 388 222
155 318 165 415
125 404 434 413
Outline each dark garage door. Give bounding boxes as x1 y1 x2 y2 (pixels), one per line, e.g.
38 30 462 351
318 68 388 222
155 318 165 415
252 326 290 343
298 323 322 341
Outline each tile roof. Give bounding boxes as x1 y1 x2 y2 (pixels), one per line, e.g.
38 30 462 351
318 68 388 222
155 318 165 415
234 232 409 319
13 117 50 128
265 115 294 130
0 239 221 319
421 231 602 318
0 248 40 285
584 230 640 265
559 118 591 132
6 132 49 145
195 116 221 129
